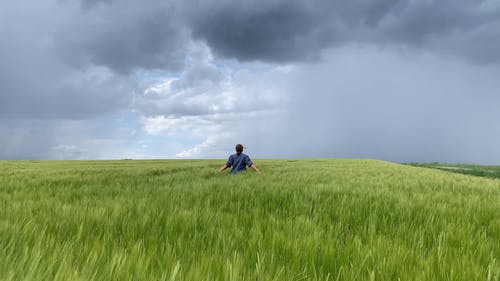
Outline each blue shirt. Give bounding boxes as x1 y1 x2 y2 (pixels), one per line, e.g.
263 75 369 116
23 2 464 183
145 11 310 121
226 153 253 174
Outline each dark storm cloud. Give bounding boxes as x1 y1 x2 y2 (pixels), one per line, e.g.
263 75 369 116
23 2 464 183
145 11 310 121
188 0 500 63
189 2 324 62
60 0 500 66
56 1 190 74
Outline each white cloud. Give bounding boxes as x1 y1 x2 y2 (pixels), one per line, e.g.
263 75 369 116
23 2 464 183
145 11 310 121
135 42 289 158
140 115 219 137
175 136 220 158
143 78 177 96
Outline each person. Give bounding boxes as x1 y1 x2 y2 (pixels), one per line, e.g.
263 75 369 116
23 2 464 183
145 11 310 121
218 144 260 174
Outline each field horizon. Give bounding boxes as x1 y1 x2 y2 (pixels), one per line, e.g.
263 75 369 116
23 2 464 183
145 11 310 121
0 159 498 280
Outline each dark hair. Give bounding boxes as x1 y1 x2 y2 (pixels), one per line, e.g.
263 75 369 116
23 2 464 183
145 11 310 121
235 144 244 155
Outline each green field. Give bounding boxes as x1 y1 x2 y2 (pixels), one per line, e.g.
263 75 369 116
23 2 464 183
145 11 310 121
405 162 500 180
0 159 499 280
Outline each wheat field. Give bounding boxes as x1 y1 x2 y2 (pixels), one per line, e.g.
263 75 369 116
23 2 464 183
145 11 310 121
0 159 498 280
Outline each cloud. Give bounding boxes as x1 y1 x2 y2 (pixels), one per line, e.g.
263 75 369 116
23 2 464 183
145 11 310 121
140 115 220 138
135 44 289 159
56 0 191 74
275 46 500 163
135 42 287 126
1 0 500 162
188 1 327 62
175 136 226 158
0 0 136 119
53 0 500 67
0 114 156 160
187 0 500 63
0 65 136 119
170 46 500 163
426 20 500 64
51 145 90 160
2 0 499 120
0 120 58 160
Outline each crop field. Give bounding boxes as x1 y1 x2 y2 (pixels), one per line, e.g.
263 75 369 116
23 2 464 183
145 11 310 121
406 162 500 180
0 159 499 280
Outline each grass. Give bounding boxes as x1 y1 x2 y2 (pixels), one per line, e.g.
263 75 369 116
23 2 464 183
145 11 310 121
0 159 499 280
405 162 500 180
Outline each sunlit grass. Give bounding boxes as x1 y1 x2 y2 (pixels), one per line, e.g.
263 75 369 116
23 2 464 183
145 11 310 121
0 159 499 280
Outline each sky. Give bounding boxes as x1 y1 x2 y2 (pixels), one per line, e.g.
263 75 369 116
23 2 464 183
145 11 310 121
1 0 500 163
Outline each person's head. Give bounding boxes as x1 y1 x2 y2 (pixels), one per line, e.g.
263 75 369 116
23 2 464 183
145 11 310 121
235 144 244 155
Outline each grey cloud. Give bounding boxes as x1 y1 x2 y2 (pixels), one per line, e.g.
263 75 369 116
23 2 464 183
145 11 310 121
0 116 145 160
0 63 135 119
0 0 137 119
79 0 111 9
187 0 500 63
439 21 500 64
182 47 500 163
56 1 190 74
6 0 499 82
376 0 500 47
189 2 325 62
243 47 500 163
0 0 193 120
0 120 58 160
170 64 225 92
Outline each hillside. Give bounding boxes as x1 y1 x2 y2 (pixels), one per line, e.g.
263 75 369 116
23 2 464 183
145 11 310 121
0 159 498 280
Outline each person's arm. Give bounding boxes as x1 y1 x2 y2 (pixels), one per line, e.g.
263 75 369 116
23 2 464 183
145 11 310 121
218 165 229 173
250 164 261 173
219 155 233 173
246 156 260 173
